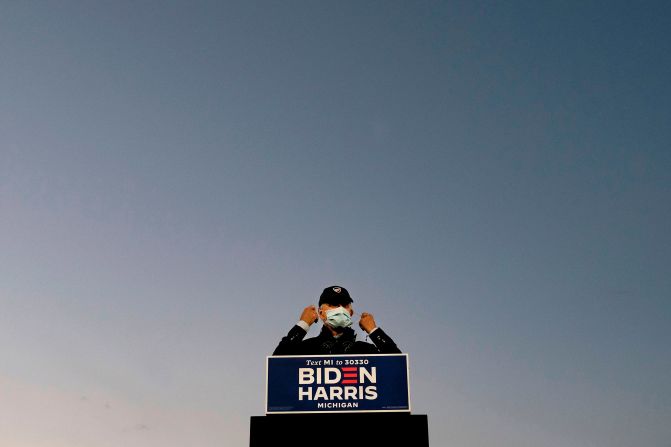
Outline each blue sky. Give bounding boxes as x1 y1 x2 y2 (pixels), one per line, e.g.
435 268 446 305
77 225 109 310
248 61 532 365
1 1 670 446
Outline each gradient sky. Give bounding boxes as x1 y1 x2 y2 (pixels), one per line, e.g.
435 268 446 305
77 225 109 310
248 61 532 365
1 1 670 446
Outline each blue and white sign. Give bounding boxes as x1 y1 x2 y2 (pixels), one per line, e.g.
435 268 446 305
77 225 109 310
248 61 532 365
266 354 410 414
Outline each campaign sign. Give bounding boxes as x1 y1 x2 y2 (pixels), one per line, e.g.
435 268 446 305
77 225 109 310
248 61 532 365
266 354 410 414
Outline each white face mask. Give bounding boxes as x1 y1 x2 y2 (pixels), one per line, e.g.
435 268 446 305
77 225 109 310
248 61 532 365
324 306 352 329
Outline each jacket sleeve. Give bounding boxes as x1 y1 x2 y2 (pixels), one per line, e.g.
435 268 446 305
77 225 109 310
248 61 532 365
272 325 308 356
368 328 401 354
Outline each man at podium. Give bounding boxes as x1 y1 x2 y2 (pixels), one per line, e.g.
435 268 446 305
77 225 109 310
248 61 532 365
273 286 401 355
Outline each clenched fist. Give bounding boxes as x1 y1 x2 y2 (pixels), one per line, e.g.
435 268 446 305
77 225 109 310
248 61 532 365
359 312 377 334
300 305 319 326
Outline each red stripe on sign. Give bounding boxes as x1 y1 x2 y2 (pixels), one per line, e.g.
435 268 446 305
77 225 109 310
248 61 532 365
343 373 357 378
341 380 357 384
341 367 357 371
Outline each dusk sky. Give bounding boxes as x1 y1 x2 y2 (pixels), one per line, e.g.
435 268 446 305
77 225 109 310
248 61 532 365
1 1 670 446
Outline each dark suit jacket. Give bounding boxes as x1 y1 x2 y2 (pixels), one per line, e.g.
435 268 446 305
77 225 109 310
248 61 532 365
272 325 401 355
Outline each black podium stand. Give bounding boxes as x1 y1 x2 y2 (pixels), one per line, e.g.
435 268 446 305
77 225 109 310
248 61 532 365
250 413 429 446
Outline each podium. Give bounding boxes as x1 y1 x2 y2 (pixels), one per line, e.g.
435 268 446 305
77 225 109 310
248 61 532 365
254 354 429 446
250 413 429 446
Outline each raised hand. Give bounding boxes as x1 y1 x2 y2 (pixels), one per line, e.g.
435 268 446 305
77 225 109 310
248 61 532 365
359 312 377 334
300 305 319 326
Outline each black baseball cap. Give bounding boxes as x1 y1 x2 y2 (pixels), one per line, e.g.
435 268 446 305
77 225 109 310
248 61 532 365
318 286 354 307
